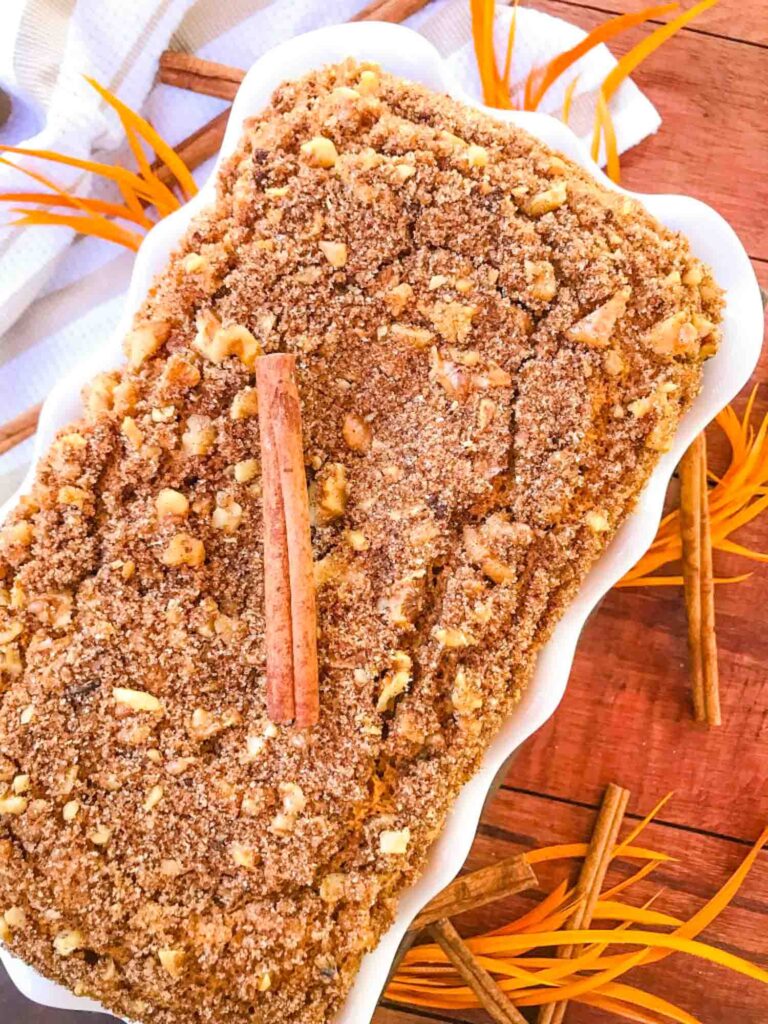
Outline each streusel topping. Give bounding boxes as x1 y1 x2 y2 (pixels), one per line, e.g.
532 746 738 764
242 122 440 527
0 60 722 1024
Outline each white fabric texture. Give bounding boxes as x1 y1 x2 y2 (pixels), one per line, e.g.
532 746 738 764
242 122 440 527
0 0 661 502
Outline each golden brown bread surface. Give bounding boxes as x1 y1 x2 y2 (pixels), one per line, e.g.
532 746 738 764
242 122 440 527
0 60 722 1024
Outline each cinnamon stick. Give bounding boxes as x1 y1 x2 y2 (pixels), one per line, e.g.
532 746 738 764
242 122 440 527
679 433 720 725
430 918 528 1024
155 0 432 179
350 0 431 21
698 434 721 725
409 854 536 932
0 402 42 456
255 354 319 728
158 52 243 101
537 782 630 1024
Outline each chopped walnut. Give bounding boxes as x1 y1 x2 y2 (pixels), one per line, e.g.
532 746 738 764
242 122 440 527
159 948 186 979
194 310 262 368
379 828 411 854
162 533 205 568
566 288 630 348
231 387 259 420
113 687 163 714
342 412 372 452
3 906 26 930
212 501 244 534
434 626 474 648
376 651 412 713
182 414 216 456
319 241 348 268
53 930 84 957
527 181 567 216
452 666 483 716
390 323 434 348
346 530 369 551
428 301 477 344
384 283 414 315
319 873 347 903
162 353 201 390
300 135 338 168
234 458 259 483
57 485 90 509
89 824 112 846
524 259 557 302
477 397 497 432
230 842 257 869
317 463 348 525
123 320 170 369
143 785 164 812
156 488 189 518
585 510 610 533
643 311 699 357
465 144 489 168
0 794 27 815
121 416 144 449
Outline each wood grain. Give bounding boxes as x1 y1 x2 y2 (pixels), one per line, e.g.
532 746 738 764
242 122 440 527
557 0 768 47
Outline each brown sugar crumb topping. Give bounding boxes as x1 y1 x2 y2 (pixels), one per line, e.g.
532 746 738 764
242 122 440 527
0 59 722 1024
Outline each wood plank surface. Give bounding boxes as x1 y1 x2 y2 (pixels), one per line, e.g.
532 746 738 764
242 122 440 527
560 0 768 46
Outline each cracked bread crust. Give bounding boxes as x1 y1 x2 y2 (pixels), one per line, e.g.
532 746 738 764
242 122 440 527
0 60 722 1024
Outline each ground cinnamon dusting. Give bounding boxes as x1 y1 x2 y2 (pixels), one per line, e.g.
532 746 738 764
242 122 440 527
0 61 722 1024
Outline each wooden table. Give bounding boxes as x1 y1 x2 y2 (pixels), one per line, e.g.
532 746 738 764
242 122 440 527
1 2 766 1023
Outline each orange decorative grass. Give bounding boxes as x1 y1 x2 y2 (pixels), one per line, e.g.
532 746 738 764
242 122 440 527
470 0 719 183
620 389 768 587
0 78 196 249
388 795 768 1024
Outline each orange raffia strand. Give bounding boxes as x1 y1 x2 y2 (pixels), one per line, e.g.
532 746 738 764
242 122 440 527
502 0 519 95
470 0 515 109
591 0 721 162
619 391 768 587
562 74 579 125
601 858 664 900
583 985 703 1024
524 2 679 111
0 153 154 232
488 879 572 935
84 76 190 212
525 842 672 865
0 191 152 225
594 89 620 181
0 144 163 203
10 210 143 250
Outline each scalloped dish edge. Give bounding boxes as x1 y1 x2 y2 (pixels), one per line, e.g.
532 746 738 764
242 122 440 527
1 21 763 1024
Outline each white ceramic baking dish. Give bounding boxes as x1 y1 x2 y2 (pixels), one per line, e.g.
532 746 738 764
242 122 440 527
1 20 763 1024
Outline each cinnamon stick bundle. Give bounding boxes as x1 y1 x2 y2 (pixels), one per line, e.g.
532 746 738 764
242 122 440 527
537 782 630 1024
255 354 319 728
679 433 721 726
430 918 529 1024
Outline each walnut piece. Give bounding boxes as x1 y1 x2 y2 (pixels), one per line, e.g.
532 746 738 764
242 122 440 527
123 320 170 369
162 533 205 568
300 135 338 168
566 288 631 348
